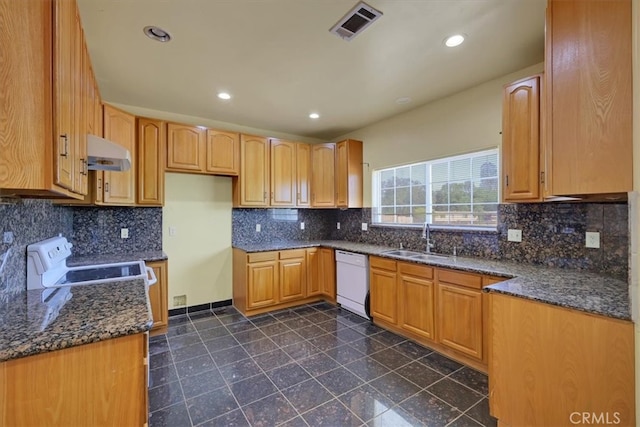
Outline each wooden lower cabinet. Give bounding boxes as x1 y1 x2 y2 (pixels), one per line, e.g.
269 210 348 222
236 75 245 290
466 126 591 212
233 247 336 316
147 260 168 335
0 333 148 426
489 292 635 426
369 257 398 325
398 262 435 341
436 283 482 359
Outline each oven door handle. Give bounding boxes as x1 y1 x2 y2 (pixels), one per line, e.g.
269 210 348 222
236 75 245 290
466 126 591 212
145 266 157 286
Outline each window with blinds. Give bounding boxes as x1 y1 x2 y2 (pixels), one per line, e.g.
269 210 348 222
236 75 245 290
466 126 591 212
372 148 499 228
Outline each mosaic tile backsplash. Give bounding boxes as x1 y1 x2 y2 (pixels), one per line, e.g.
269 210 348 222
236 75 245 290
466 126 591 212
233 203 628 280
0 200 73 297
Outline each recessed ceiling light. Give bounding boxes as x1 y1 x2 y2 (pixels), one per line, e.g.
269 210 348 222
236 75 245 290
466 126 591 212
309 113 320 119
395 97 412 105
143 26 171 42
217 92 231 100
444 34 465 47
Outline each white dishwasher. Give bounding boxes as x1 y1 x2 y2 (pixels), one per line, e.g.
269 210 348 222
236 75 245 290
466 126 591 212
336 250 370 319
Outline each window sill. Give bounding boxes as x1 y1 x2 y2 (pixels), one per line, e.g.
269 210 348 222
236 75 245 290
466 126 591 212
369 223 499 234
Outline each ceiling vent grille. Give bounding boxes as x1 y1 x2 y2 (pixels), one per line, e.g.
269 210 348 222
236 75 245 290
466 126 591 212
330 1 383 41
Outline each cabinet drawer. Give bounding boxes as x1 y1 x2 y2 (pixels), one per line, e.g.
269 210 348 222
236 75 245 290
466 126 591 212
437 269 482 289
279 249 307 260
247 251 278 263
370 256 397 272
482 275 506 287
399 262 433 279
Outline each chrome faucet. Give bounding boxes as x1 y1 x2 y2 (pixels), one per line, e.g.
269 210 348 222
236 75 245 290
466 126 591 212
421 222 435 253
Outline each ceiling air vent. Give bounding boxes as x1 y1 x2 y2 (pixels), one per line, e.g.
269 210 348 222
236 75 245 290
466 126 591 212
330 1 383 41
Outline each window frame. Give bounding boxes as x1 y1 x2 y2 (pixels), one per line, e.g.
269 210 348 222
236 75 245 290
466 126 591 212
371 148 500 230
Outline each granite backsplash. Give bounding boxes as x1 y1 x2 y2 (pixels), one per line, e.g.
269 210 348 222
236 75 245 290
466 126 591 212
0 200 162 299
233 203 629 280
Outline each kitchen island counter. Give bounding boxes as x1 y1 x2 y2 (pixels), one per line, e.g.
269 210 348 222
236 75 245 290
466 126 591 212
0 279 152 362
233 240 630 321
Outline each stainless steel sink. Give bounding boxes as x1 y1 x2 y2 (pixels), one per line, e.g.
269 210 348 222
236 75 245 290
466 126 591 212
381 249 423 257
409 253 450 261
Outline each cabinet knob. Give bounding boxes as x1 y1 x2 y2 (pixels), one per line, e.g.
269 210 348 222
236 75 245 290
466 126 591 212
97 178 102 190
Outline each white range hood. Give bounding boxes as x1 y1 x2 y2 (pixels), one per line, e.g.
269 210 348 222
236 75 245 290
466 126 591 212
87 134 132 171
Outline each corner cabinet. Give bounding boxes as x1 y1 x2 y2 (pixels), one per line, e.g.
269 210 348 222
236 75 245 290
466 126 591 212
147 260 168 335
336 139 363 208
1 0 93 199
137 118 166 206
502 75 542 202
0 333 148 426
545 0 632 197
101 104 136 205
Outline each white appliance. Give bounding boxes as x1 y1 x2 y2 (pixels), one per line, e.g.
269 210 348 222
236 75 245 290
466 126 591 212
26 236 156 291
336 250 370 319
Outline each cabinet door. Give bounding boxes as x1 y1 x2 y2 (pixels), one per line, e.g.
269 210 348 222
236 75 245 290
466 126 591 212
279 255 306 302
137 118 166 206
147 261 168 331
306 248 321 297
102 104 136 205
238 134 270 206
166 123 205 172
311 143 336 207
247 261 278 308
296 143 311 207
437 283 482 360
336 139 363 208
502 75 541 202
547 0 632 196
319 248 336 299
206 129 239 175
270 139 296 207
370 267 397 324
73 15 87 195
399 272 435 341
53 0 76 192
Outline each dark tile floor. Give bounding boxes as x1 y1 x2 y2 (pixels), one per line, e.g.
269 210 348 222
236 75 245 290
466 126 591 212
148 303 497 427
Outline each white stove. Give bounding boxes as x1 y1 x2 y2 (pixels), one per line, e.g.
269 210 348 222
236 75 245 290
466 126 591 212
27 236 157 291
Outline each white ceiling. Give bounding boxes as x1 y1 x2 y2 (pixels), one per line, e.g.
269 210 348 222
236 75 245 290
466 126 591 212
77 0 546 140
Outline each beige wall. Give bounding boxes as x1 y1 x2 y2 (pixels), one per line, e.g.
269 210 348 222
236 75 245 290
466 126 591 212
163 173 232 308
337 63 544 207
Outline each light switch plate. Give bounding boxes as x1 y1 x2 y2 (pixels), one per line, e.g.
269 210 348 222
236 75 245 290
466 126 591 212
507 229 522 242
256 224 261 232
120 228 129 239
337 222 341 230
168 226 176 236
300 222 305 230
361 223 368 231
585 231 600 248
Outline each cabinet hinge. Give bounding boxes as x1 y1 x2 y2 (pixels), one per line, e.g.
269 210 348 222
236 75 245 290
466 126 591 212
540 171 545 184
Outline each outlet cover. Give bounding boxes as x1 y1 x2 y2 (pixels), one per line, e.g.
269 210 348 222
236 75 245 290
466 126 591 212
300 222 305 230
256 224 261 232
168 226 176 236
337 222 341 230
2 232 14 244
120 228 129 239
173 295 187 306
361 223 368 231
585 231 600 248
507 229 522 242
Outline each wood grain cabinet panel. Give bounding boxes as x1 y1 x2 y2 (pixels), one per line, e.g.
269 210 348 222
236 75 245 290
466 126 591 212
137 118 165 206
270 139 296 207
247 260 278 309
102 104 136 205
502 75 541 202
311 143 336 207
147 260 168 334
319 248 336 300
369 257 398 325
296 143 311 207
0 333 148 426
279 251 306 302
336 139 363 208
306 248 321 297
546 0 632 196
398 263 435 341
436 282 482 360
206 129 240 175
166 123 205 172
235 134 270 207
489 293 635 426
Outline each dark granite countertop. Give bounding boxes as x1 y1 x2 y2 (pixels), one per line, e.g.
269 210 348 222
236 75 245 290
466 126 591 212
233 240 631 321
0 280 153 363
67 250 168 266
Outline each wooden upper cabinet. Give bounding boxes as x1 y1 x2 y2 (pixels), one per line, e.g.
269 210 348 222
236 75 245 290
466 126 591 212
166 123 205 172
206 129 240 175
137 118 166 206
311 143 336 207
235 134 270 207
546 0 632 197
336 139 363 208
296 143 311 207
502 75 541 202
270 139 296 207
102 104 136 205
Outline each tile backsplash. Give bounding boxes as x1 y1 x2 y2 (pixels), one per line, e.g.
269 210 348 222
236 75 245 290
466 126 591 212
233 203 629 280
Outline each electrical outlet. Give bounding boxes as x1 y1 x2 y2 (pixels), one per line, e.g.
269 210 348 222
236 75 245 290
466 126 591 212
2 232 14 244
120 228 129 239
337 222 341 230
585 231 600 248
507 229 522 242
300 222 305 230
256 224 261 232
361 223 368 231
168 226 176 236
173 295 187 307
